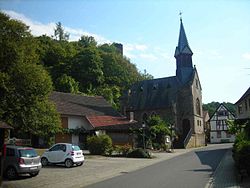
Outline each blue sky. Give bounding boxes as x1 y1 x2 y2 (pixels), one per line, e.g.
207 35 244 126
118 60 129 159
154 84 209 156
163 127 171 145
1 0 250 104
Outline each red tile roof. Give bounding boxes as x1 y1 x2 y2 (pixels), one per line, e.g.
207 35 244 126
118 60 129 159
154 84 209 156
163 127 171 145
86 115 137 128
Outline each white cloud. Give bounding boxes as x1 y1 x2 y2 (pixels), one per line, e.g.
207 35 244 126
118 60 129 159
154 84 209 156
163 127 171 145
139 53 158 61
2 10 110 44
242 52 250 60
123 43 148 59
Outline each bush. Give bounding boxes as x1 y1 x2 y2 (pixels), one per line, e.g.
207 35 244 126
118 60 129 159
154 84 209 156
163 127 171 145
127 148 151 158
233 140 250 173
114 144 132 156
87 135 113 155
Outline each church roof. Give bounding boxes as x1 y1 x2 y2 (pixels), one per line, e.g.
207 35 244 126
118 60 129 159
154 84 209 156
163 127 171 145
126 76 181 110
174 19 193 57
235 87 250 104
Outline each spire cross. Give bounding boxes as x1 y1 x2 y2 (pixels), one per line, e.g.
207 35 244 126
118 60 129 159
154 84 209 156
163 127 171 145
179 11 182 21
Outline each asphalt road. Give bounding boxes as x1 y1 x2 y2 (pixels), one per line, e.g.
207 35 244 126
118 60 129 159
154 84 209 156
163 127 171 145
86 144 231 188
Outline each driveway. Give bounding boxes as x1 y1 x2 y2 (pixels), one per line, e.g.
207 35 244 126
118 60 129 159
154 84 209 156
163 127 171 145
2 146 215 188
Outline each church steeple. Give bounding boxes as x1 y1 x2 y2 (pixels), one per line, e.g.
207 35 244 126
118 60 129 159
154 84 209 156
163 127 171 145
175 18 194 83
174 18 193 57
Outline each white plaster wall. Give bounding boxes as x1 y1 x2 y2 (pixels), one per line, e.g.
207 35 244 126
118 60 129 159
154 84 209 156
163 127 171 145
210 131 235 143
68 116 94 130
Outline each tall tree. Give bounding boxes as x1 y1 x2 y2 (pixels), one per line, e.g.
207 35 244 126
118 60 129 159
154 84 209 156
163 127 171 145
71 47 104 92
0 12 61 139
54 22 69 41
79 35 97 48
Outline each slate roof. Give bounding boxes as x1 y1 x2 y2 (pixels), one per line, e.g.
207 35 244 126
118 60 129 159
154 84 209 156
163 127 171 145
86 115 137 130
235 87 250 104
50 91 121 117
174 19 193 57
127 76 181 111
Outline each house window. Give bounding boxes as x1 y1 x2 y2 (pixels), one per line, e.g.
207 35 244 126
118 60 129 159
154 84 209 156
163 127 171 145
196 98 201 115
238 104 243 114
216 120 221 130
217 110 228 116
217 131 221 138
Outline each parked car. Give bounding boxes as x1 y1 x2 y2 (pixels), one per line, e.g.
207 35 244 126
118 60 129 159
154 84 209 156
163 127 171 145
4 145 42 180
41 143 84 168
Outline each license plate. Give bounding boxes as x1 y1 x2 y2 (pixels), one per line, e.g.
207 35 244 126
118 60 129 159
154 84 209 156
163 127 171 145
30 167 37 170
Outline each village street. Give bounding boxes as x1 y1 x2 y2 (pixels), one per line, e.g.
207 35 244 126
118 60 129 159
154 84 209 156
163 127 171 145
2 144 234 188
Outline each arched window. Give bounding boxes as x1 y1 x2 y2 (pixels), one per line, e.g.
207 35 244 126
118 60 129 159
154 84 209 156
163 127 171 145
151 112 157 117
196 98 201 115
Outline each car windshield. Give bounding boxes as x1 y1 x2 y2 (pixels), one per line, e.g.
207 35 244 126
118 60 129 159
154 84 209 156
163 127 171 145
72 145 81 151
19 148 38 158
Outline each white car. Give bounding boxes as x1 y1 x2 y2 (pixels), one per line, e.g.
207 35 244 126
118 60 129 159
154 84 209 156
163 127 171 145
41 143 84 168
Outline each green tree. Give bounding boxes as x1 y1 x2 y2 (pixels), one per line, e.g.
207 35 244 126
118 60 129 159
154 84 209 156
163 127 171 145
55 74 79 93
71 47 104 92
54 22 69 41
147 116 171 147
0 12 61 139
78 35 97 48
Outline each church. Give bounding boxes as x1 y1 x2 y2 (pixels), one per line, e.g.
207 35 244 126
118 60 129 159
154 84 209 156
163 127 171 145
121 18 205 148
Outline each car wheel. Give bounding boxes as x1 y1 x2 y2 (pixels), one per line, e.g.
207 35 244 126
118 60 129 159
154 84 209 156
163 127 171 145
41 157 48 166
65 159 73 168
30 172 39 177
5 167 17 180
76 162 83 166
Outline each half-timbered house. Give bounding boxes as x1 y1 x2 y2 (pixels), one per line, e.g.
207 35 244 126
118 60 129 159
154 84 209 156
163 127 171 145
209 104 235 143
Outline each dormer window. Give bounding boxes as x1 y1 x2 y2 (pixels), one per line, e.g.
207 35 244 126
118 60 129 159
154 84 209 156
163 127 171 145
153 83 158 90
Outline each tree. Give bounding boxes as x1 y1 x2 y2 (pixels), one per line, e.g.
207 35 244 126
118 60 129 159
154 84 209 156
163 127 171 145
78 35 97 47
147 116 171 148
0 12 61 140
54 22 69 41
71 47 104 92
55 74 79 93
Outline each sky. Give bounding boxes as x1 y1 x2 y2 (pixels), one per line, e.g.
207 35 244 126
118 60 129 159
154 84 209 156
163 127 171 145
1 0 249 104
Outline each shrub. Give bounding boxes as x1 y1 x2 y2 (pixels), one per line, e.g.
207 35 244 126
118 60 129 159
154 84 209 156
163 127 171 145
114 144 132 156
127 148 151 158
87 135 113 155
233 140 250 173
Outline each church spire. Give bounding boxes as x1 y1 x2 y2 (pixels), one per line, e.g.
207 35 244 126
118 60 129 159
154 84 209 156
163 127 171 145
174 18 193 57
174 17 194 83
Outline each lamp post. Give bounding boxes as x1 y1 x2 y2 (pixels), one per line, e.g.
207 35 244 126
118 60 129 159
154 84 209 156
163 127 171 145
142 123 146 150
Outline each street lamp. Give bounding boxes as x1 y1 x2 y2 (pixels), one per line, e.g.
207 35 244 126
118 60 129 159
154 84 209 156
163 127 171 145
142 123 146 150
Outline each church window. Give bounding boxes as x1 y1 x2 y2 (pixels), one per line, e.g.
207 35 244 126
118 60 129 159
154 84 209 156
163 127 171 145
238 104 243 114
196 98 201 115
196 79 199 89
245 99 248 111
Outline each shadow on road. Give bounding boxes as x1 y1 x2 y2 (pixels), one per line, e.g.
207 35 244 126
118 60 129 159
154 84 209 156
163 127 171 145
194 148 228 172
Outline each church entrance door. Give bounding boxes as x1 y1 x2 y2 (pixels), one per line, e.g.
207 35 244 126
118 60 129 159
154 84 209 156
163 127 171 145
182 119 191 137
